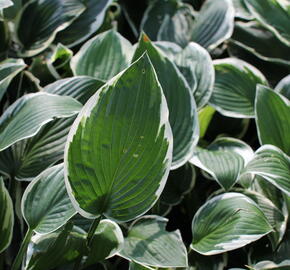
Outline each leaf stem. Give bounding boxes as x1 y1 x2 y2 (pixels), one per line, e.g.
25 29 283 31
73 215 102 270
11 229 33 270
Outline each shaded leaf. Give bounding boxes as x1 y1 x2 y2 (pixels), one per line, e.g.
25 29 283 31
210 58 268 118
255 85 290 154
191 192 272 255
65 54 173 221
133 34 199 169
0 178 14 253
120 216 188 268
198 105 215 138
0 92 82 151
22 164 76 234
129 261 154 270
250 260 290 270
70 30 133 81
275 75 290 99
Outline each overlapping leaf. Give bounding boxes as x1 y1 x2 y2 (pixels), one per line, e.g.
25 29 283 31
191 193 272 255
250 260 290 270
190 0 235 50
22 164 76 234
275 75 290 99
65 54 173 222
210 58 268 118
0 58 26 101
15 0 85 57
242 145 290 196
56 0 113 47
0 92 82 151
133 34 199 169
0 178 14 253
120 216 188 268
255 85 290 154
71 30 133 81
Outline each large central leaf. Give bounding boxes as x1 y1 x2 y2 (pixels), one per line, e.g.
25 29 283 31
64 54 173 222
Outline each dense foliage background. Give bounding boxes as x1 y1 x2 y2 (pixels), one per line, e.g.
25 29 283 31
0 0 289 270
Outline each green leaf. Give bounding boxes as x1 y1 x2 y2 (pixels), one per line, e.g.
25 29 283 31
120 216 188 268
230 21 290 66
190 0 235 50
84 219 124 266
56 0 113 47
250 260 290 270
198 106 215 138
22 164 76 234
44 76 104 104
0 58 26 102
64 54 173 222
210 58 268 118
191 192 272 255
233 0 253 20
275 75 290 100
129 261 154 270
255 85 290 154
15 0 85 57
0 178 14 253
244 0 290 46
26 224 86 270
0 118 74 181
133 34 199 169
3 0 22 20
174 42 215 109
70 30 133 81
242 145 290 197
0 92 82 151
190 138 252 190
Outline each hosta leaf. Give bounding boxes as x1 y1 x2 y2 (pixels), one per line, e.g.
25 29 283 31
210 58 268 118
0 178 14 253
65 54 173 222
189 138 250 190
3 0 22 20
44 76 104 104
275 75 290 99
26 224 86 270
255 85 290 154
0 118 74 181
198 105 215 138
71 30 133 81
129 262 154 270
190 0 235 50
174 42 215 109
120 216 188 268
133 34 199 169
233 0 253 20
0 92 82 151
242 145 290 196
56 0 113 47
22 164 76 234
0 0 13 9
84 220 124 266
0 58 26 101
244 0 290 46
230 22 290 66
250 260 290 270
154 41 182 62
191 192 272 255
14 0 85 57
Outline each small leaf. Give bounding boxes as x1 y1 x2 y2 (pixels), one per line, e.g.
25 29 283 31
84 220 124 266
190 0 235 50
198 106 215 138
0 178 14 253
0 92 82 151
191 192 272 255
230 21 290 66
255 85 290 154
133 34 199 169
15 0 85 57
22 164 76 234
0 58 26 102
244 0 290 46
71 30 133 81
120 215 188 268
210 58 268 118
44 76 104 104
65 54 172 222
56 0 113 47
242 145 290 197
275 75 290 100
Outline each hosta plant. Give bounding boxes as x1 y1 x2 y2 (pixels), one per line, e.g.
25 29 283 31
0 0 289 270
